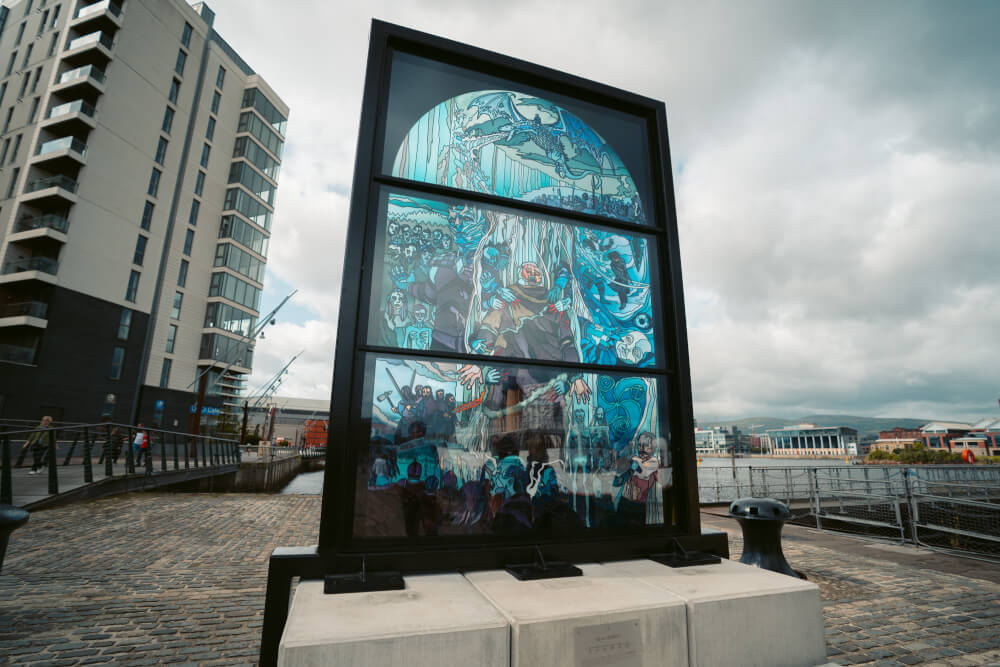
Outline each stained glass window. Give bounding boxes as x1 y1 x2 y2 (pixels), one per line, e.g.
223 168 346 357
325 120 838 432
354 353 671 538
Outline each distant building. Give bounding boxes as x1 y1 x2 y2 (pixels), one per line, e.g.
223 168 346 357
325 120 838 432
247 396 328 444
764 424 858 457
953 418 1000 457
918 422 971 451
871 427 923 453
694 426 750 455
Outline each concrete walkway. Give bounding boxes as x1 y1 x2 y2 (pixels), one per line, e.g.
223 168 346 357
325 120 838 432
1 494 998 666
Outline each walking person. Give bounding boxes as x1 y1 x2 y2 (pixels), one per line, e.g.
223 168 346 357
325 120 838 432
22 416 54 475
132 425 149 468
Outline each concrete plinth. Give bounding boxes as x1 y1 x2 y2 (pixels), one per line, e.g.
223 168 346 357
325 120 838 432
278 574 509 667
464 564 689 667
605 559 826 667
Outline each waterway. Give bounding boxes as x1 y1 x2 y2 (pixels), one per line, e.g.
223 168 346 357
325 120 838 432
278 456 849 496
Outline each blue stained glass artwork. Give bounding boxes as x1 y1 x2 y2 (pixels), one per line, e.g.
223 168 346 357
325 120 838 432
369 192 658 368
354 353 670 537
391 90 647 225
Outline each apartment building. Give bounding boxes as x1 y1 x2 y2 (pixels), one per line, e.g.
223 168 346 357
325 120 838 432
0 0 287 430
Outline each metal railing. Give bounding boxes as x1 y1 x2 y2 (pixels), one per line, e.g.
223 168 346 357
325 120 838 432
48 99 96 120
36 136 88 157
15 214 70 234
1 257 59 275
57 64 106 85
700 464 1000 559
0 421 243 506
76 0 123 19
66 31 114 52
0 301 48 318
24 174 79 194
0 344 36 364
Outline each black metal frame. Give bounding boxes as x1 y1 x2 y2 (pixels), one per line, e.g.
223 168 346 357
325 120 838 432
260 20 726 666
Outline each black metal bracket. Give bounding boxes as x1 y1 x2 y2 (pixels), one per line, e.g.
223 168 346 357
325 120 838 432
505 545 582 581
324 555 404 594
650 537 722 568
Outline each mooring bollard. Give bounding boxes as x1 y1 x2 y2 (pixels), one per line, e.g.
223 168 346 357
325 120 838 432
0 504 29 574
728 497 804 578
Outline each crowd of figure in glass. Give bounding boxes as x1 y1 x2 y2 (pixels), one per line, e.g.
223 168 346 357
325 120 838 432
392 90 646 225
370 193 656 367
359 356 669 537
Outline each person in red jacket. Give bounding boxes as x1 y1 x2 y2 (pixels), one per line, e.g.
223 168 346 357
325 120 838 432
133 424 149 467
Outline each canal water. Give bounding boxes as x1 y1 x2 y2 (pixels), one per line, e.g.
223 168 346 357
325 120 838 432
278 456 850 496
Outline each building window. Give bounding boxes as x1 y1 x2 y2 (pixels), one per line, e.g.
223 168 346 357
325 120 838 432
5 51 17 77
183 228 194 255
177 259 188 287
49 5 59 28
21 43 33 68
200 143 210 167
174 49 187 76
39 10 49 34
133 234 148 265
30 67 41 94
147 168 161 197
159 358 172 388
211 90 220 114
28 97 40 123
125 270 140 302
18 72 30 97
194 170 205 196
0 138 10 164
14 22 24 46
141 200 154 230
117 308 132 340
171 291 183 319
181 21 192 48
165 324 177 353
168 78 180 104
2 107 12 133
109 346 125 380
206 116 216 141
47 32 58 56
189 199 200 226
10 135 22 163
154 136 168 165
162 106 174 134
0 83 6 106
23 0 33 17
5 168 20 198
216 66 226 89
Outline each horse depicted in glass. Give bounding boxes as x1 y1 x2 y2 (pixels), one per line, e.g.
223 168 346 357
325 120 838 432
391 90 646 225
369 193 657 368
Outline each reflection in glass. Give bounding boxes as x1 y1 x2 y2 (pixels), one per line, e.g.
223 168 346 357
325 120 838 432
354 354 672 538
368 192 658 367
391 90 646 224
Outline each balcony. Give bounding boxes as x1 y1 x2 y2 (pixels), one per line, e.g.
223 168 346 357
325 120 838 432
0 343 37 365
40 100 97 134
6 214 70 245
70 0 124 34
0 257 60 286
62 31 115 67
0 301 48 329
31 137 88 170
20 175 79 207
50 65 106 99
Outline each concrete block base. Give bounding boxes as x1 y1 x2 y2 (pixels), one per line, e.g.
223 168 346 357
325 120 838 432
278 574 509 667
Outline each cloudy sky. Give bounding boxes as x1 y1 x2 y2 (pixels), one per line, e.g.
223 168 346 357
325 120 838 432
211 0 999 423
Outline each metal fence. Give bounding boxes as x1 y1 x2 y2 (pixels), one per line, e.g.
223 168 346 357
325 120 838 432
1 421 243 506
699 464 1000 559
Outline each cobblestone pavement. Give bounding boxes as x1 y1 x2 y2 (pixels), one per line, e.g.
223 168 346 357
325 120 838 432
1 494 998 666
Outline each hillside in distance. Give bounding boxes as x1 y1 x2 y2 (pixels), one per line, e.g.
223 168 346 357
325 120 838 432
698 415 931 439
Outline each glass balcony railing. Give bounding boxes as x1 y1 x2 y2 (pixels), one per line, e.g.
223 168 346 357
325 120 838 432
24 174 80 194
0 343 38 364
0 301 49 318
57 64 106 85
2 257 59 275
75 0 123 19
48 100 96 120
15 214 71 234
66 31 114 52
36 136 88 157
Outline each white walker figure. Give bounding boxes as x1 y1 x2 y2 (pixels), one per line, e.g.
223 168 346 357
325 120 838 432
404 303 433 350
615 330 651 365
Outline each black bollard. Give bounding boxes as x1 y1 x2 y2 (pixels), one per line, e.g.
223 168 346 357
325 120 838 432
728 497 804 578
0 505 29 574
